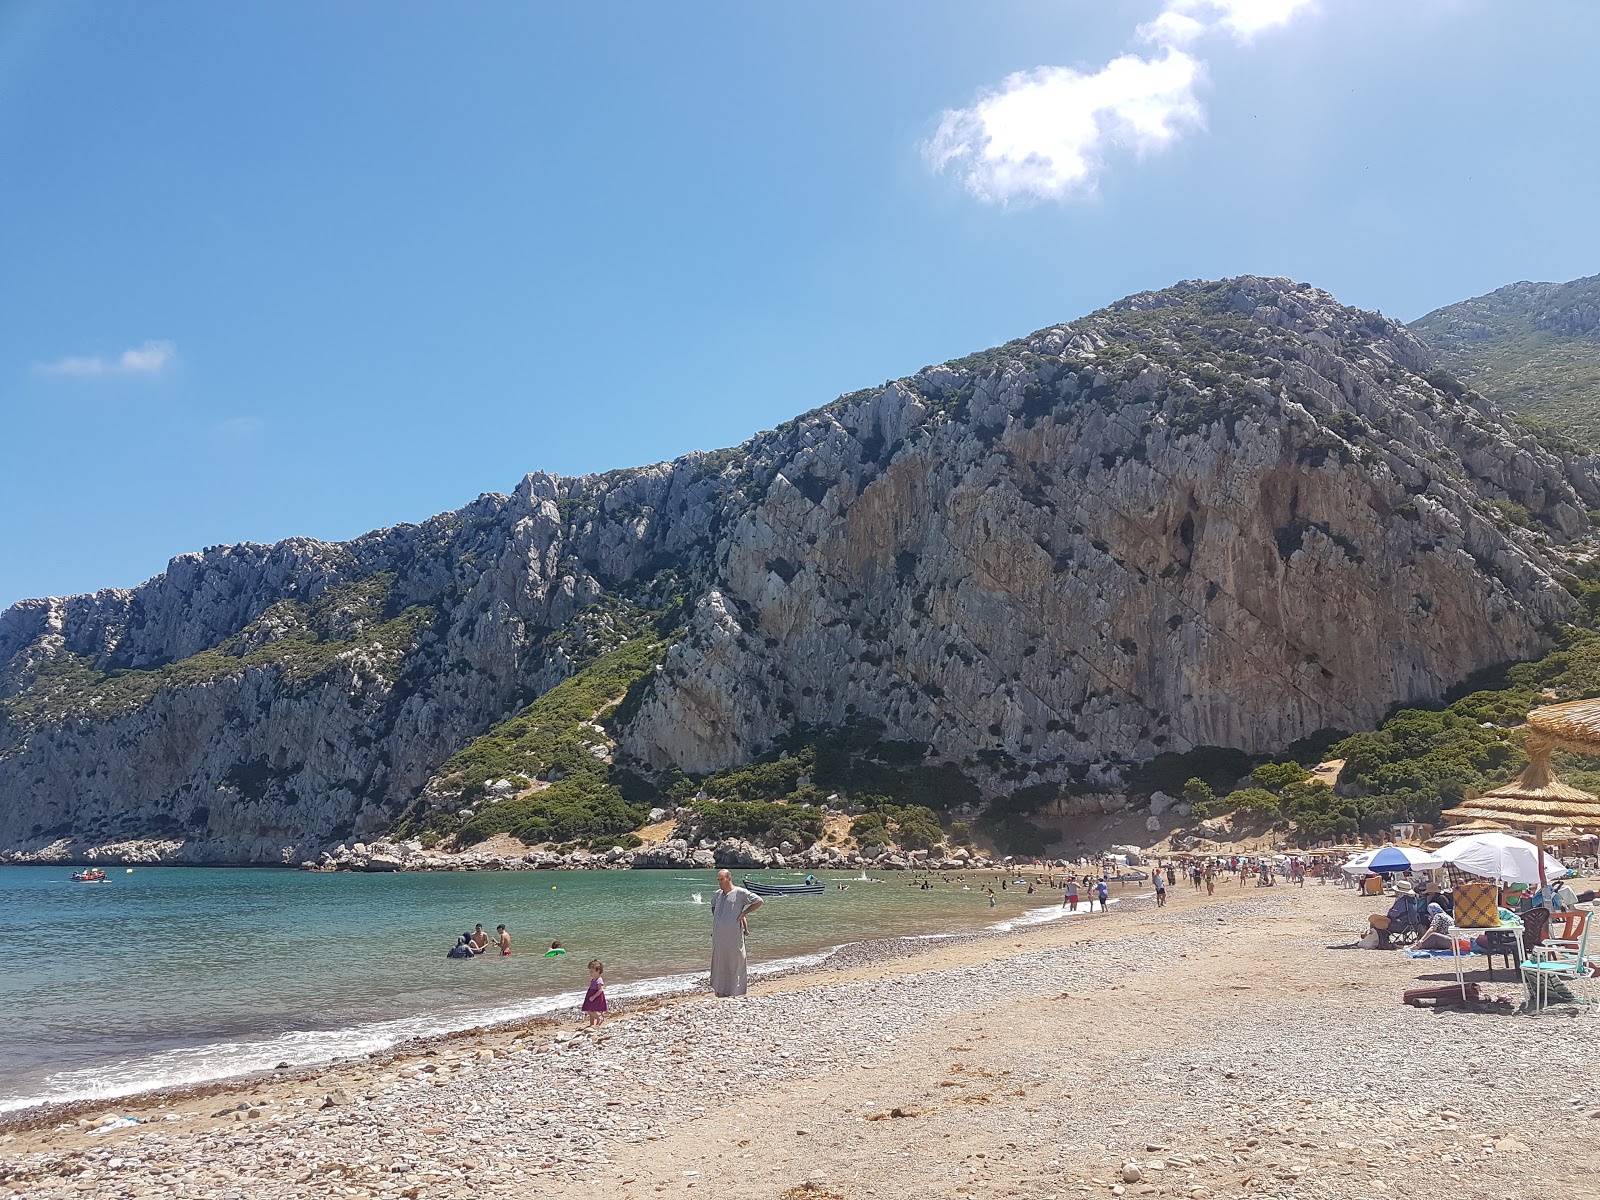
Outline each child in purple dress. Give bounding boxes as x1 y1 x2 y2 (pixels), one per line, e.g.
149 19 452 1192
582 959 607 1027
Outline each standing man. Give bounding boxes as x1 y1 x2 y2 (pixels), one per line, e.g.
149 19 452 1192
468 924 490 955
1095 878 1110 912
1154 871 1167 907
710 869 763 998
496 924 512 956
1063 877 1079 911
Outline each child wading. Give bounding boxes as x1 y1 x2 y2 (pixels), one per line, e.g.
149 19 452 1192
582 959 607 1027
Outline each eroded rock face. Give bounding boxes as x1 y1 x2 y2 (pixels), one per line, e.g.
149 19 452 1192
2 276 1596 862
623 277 1598 773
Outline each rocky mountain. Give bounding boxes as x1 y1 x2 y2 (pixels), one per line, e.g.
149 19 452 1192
1412 273 1600 446
5 275 1599 864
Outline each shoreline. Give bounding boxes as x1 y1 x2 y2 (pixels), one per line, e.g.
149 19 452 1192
0 879 1134 1130
9 880 1590 1200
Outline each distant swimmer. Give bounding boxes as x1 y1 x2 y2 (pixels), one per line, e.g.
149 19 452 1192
497 924 511 956
447 932 476 959
469 925 490 955
545 941 567 957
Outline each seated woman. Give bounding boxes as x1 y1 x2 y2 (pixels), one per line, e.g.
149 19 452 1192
1412 902 1455 951
1386 885 1423 940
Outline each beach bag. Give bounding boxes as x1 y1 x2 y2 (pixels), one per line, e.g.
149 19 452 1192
1454 882 1500 928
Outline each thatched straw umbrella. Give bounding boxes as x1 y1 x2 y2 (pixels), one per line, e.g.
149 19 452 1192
1526 698 1600 752
1440 708 1600 887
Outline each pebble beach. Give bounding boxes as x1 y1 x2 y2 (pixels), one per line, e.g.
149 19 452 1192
3 880 1597 1200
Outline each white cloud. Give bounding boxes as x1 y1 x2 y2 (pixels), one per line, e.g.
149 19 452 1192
927 51 1204 204
1137 11 1208 46
1161 0 1317 42
928 0 1315 204
35 340 176 378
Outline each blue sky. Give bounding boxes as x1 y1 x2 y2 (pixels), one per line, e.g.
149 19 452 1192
3 0 1598 609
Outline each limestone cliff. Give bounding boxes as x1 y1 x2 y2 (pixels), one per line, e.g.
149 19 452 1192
3 276 1597 862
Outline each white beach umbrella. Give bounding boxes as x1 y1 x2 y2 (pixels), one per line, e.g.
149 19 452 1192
1435 831 1568 885
1341 849 1377 875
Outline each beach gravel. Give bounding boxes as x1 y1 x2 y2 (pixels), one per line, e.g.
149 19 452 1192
3 881 1596 1199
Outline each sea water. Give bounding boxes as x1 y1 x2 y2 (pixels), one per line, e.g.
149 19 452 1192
0 865 1107 1113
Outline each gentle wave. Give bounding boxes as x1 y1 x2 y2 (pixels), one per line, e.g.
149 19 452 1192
1 882 1117 1116
0 945 843 1117
984 895 1121 933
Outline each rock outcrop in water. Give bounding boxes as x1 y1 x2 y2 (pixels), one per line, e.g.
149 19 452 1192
4 276 1598 863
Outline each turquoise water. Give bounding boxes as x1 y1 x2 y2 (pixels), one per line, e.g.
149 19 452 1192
0 865 1099 1114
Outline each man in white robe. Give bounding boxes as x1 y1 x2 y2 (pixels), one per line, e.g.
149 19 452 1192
710 868 763 997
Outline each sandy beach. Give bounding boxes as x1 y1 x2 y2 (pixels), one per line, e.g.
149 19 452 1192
4 878 1597 1200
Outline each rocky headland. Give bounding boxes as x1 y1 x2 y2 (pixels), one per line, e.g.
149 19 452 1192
4 275 1599 866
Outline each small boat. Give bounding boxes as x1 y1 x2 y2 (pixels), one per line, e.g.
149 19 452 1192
71 869 108 883
742 875 824 897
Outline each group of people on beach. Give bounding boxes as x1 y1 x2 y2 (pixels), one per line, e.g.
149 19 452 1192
1060 876 1111 911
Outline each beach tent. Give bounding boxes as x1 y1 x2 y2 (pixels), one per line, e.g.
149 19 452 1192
1435 831 1568 885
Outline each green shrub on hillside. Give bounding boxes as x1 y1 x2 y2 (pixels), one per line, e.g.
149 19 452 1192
1185 622 1600 843
1128 746 1254 796
406 629 673 848
691 800 826 847
432 636 670 800
668 718 979 816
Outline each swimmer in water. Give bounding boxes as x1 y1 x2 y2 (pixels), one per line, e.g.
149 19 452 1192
497 924 511 956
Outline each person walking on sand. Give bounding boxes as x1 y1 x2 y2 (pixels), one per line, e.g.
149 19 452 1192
496 924 512 956
582 960 607 1027
1154 871 1167 907
1095 879 1109 912
710 869 763 998
1064 877 1079 911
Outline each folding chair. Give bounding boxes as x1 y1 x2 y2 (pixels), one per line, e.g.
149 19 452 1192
1522 916 1592 1013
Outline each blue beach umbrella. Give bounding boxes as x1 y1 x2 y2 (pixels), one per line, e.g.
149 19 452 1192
1363 844 1443 874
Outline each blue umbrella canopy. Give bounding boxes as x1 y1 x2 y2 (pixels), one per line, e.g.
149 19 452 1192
1365 844 1443 873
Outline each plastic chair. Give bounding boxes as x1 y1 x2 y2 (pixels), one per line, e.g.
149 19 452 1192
1522 917 1592 1013
1482 928 1521 980
1540 909 1589 963
1521 907 1552 956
